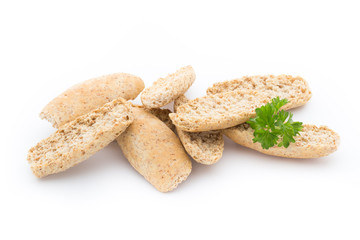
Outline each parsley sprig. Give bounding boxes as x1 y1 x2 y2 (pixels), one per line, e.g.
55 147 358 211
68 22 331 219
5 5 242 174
246 97 303 149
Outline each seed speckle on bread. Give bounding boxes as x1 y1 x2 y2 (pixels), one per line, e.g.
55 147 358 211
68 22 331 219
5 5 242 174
223 123 340 158
174 95 224 165
117 106 192 192
141 65 196 108
28 98 134 178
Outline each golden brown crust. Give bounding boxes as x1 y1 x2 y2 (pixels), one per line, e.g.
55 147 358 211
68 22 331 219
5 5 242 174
40 73 144 128
223 124 340 158
116 107 192 192
28 98 134 178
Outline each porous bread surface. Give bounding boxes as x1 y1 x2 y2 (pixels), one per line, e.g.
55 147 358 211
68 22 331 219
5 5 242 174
174 95 224 165
141 65 196 108
146 108 175 132
207 75 312 109
169 90 270 132
173 95 189 112
117 107 192 192
223 124 340 158
40 73 144 128
28 98 133 178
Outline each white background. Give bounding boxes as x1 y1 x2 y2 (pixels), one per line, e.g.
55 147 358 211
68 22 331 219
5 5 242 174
1 1 359 239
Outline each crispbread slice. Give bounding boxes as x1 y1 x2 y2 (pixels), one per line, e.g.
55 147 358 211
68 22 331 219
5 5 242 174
117 106 192 193
207 75 312 109
40 73 144 128
174 95 224 165
223 124 340 158
169 90 270 132
28 98 133 178
141 65 196 108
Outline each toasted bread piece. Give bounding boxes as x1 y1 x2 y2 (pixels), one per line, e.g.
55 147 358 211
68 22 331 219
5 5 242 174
174 95 224 165
141 65 196 108
117 106 192 192
207 74 312 109
40 73 144 128
223 124 340 158
169 90 270 132
28 98 133 178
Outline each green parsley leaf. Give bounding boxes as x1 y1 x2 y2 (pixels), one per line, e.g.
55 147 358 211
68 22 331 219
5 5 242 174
246 97 303 149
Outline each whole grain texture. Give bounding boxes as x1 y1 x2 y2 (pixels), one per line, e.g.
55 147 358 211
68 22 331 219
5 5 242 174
28 98 133 178
207 74 312 109
40 73 144 128
169 90 270 132
174 95 224 165
223 124 340 158
117 107 192 192
141 65 196 108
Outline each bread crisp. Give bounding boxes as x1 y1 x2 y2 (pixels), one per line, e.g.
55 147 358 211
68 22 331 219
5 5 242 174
207 74 312 109
40 73 144 128
174 95 224 165
117 107 192 192
141 65 196 108
223 124 340 158
28 98 134 178
169 90 270 132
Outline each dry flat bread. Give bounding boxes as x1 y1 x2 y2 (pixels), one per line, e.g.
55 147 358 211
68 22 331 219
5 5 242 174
28 98 133 178
40 73 144 128
170 75 312 132
174 95 224 165
169 90 270 132
141 65 196 108
117 107 192 192
223 124 340 158
207 74 312 109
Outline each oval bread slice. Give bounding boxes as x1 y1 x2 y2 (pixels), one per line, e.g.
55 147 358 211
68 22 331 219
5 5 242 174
174 95 224 165
141 65 196 108
207 74 312 109
223 123 340 158
169 90 270 132
28 98 134 178
117 106 192 193
40 73 144 128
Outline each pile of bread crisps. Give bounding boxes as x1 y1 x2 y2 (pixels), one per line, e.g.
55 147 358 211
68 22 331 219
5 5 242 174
27 66 340 192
